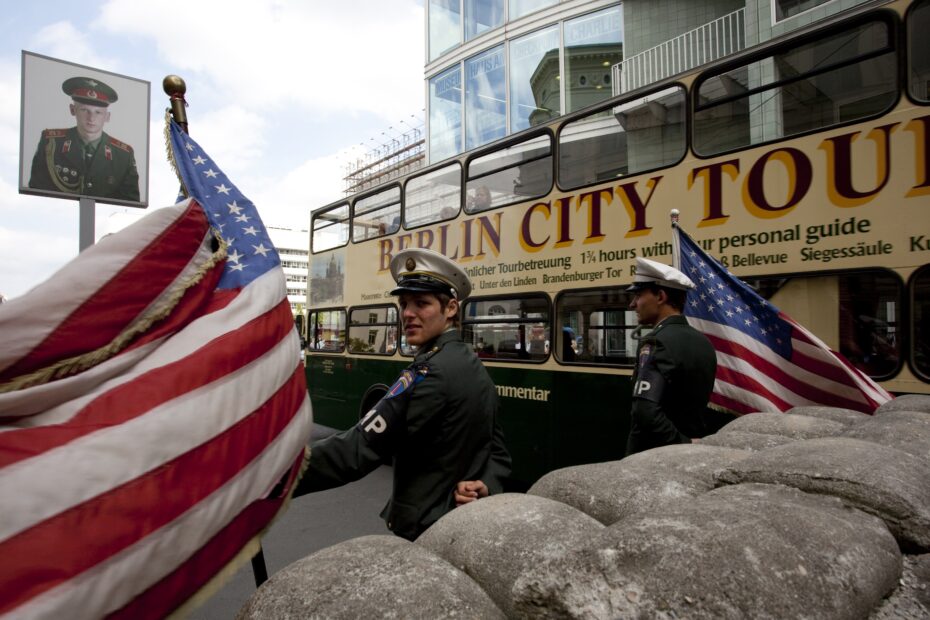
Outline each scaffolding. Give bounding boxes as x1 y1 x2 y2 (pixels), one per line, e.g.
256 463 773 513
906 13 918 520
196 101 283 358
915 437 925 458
343 112 426 195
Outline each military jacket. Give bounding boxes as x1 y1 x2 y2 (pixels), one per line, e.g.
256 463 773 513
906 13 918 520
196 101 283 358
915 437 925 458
296 329 511 540
626 315 717 455
29 127 140 202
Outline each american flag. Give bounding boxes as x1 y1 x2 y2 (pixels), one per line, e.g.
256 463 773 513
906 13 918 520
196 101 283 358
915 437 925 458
673 225 892 415
0 118 312 618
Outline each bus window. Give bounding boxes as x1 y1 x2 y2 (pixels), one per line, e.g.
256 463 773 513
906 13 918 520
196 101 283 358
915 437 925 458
312 203 349 252
353 186 401 242
348 305 399 355
465 133 552 213
909 0 930 102
747 271 902 380
694 16 897 156
911 265 930 380
308 308 346 352
462 295 550 361
404 162 462 228
555 288 638 365
558 85 685 190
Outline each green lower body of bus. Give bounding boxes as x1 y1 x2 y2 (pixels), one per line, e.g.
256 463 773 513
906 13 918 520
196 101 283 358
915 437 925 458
306 355 632 488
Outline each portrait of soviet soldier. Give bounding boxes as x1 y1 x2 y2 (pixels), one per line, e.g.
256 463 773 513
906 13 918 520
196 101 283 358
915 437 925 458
29 76 140 202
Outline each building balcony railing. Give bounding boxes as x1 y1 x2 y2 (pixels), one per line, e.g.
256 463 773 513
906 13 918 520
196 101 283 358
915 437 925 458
612 8 746 95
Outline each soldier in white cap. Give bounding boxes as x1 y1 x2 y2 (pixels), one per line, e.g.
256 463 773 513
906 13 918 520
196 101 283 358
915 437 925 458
625 257 717 455
295 248 511 540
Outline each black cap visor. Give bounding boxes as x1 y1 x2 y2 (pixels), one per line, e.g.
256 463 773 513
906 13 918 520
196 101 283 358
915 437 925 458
390 275 454 297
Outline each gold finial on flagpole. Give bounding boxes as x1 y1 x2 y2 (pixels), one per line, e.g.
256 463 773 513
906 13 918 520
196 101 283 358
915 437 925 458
163 75 188 134
670 208 680 228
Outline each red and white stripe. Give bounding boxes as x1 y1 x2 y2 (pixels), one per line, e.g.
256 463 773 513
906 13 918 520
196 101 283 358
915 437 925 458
691 315 891 415
0 201 312 618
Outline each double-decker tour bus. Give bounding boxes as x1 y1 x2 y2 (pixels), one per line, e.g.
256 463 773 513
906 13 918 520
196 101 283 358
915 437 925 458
306 0 930 486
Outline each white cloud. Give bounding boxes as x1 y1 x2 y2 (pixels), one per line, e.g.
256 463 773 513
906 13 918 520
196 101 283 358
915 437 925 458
29 21 116 70
94 0 425 122
250 149 350 231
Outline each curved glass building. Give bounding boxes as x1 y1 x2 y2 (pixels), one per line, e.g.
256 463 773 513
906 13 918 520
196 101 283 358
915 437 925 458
425 0 872 164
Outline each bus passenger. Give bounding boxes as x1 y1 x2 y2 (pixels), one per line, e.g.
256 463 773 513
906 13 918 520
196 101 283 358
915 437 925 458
625 258 717 455
294 248 511 541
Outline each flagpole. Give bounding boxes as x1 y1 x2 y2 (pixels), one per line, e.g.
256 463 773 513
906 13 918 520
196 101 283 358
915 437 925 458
161 74 270 589
670 209 682 270
163 75 188 134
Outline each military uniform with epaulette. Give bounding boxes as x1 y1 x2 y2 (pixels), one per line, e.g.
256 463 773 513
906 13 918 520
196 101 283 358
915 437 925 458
625 257 717 455
627 315 717 454
29 127 140 201
294 248 511 541
28 75 140 203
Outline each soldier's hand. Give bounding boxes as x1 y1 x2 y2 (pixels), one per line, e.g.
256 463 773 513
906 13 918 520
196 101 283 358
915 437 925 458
454 480 488 506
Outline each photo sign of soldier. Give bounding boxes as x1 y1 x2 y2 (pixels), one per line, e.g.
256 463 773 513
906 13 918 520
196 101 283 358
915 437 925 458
19 52 149 207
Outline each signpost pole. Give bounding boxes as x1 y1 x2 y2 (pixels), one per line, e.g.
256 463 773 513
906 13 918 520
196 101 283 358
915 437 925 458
79 197 95 252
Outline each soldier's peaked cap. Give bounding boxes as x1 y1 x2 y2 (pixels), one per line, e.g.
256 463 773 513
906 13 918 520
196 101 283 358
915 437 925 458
390 248 472 300
627 257 694 292
63 77 118 107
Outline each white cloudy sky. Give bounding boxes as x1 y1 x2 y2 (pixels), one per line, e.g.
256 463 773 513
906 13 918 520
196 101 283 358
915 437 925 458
0 0 424 299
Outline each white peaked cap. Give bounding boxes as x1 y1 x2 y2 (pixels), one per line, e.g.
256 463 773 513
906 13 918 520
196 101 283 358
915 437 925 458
627 257 694 291
390 248 472 300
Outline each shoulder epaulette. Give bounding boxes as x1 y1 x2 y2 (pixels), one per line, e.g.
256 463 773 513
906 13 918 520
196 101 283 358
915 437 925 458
43 129 68 138
107 136 133 153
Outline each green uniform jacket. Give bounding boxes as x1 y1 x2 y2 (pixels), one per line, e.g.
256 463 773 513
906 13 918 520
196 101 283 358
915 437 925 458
296 329 512 540
626 315 717 455
29 127 140 202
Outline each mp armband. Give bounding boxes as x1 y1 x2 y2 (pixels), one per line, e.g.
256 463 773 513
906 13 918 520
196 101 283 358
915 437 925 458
632 365 667 404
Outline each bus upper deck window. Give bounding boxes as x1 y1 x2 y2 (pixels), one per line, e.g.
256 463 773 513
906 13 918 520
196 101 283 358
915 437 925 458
404 162 462 228
312 203 349 253
465 134 552 213
558 85 685 191
909 0 930 102
694 16 897 156
353 186 401 242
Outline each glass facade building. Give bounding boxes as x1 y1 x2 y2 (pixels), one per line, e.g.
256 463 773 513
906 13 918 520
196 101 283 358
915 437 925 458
427 0 623 162
425 0 873 164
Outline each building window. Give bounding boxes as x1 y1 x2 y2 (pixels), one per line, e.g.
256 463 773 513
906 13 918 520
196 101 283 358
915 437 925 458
564 6 623 114
430 0 462 62
775 0 834 21
509 0 557 21
430 65 463 162
466 0 504 41
909 0 930 102
510 25 561 132
465 44 506 151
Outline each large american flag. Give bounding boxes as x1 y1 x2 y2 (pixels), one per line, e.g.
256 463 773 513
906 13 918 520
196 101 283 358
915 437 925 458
673 224 892 415
0 118 312 618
